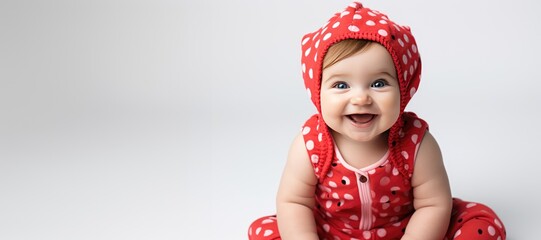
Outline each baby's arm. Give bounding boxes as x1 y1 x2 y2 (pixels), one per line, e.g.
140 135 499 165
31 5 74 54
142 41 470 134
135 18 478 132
276 132 319 240
402 131 453 240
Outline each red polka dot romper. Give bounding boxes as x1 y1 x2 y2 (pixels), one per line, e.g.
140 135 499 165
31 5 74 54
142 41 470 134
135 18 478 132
249 2 506 240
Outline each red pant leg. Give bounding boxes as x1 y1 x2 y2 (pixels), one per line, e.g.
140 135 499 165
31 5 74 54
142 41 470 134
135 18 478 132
446 198 506 240
248 215 281 240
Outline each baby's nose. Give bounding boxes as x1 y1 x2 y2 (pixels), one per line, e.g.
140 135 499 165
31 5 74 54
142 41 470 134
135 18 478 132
350 94 372 105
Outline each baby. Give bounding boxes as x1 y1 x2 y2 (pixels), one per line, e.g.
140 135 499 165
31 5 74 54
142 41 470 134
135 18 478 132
249 2 506 239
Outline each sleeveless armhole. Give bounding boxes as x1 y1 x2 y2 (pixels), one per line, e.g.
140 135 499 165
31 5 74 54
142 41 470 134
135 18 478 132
399 112 429 177
301 114 329 181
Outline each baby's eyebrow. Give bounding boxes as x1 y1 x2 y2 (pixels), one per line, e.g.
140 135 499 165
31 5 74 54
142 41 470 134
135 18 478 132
379 71 398 80
369 66 396 76
322 73 350 83
323 71 397 84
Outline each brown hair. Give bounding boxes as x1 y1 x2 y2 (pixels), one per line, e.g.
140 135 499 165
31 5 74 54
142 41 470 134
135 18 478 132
322 39 372 70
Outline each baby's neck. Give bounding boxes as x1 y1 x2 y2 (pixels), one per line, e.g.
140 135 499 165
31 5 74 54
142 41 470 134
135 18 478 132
332 132 389 169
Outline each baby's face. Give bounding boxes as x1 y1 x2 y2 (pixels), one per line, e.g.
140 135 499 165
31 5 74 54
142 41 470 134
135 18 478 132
319 43 400 143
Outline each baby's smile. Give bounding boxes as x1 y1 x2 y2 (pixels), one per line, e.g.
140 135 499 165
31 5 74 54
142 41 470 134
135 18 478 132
347 114 376 124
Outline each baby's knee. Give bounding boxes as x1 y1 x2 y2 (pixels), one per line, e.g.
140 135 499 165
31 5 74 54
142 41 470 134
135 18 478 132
452 218 504 240
248 215 280 240
449 200 506 239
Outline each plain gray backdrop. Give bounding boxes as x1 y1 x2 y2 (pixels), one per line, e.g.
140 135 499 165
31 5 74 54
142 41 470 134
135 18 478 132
1 0 539 239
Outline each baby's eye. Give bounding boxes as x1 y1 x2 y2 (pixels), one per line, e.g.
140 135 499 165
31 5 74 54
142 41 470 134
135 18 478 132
333 82 349 89
371 79 388 88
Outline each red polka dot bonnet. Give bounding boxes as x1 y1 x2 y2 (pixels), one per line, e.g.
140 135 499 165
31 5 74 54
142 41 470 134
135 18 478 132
301 2 422 180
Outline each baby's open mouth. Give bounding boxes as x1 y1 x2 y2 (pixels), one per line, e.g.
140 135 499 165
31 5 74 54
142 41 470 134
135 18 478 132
347 114 376 124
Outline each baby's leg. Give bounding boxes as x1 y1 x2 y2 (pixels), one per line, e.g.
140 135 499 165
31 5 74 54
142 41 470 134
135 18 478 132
446 198 506 240
248 215 281 240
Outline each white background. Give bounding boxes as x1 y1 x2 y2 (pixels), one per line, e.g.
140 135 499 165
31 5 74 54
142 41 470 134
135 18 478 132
1 0 539 239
